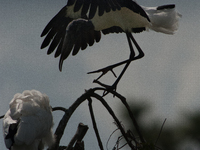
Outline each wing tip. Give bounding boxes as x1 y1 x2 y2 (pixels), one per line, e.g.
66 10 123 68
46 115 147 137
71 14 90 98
59 59 63 72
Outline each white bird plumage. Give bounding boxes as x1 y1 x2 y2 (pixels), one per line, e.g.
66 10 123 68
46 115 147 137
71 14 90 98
41 0 181 71
41 0 181 89
3 90 55 150
142 5 182 34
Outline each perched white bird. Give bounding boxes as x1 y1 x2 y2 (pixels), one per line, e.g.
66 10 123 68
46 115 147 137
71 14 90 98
41 0 181 89
41 0 181 71
3 90 55 150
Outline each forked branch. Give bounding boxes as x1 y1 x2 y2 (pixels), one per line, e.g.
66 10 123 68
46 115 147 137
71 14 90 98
1 87 144 150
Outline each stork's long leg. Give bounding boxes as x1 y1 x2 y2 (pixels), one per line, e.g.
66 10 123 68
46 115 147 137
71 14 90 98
110 32 142 90
88 33 144 90
129 33 145 59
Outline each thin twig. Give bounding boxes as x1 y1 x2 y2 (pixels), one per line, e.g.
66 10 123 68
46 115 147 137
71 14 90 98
92 87 145 143
155 118 167 145
119 98 145 143
106 128 119 150
88 97 104 150
91 92 135 150
52 107 68 112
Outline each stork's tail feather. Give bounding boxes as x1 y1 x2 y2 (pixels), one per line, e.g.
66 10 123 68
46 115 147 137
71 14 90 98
143 4 182 34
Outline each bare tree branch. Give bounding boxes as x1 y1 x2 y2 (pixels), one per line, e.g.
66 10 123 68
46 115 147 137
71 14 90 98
52 107 68 112
49 89 93 150
118 97 145 143
92 87 145 143
46 86 146 150
87 97 104 150
91 92 136 150
66 123 88 150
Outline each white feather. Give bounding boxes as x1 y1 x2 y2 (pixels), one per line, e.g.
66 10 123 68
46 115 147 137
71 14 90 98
3 90 55 150
142 5 182 34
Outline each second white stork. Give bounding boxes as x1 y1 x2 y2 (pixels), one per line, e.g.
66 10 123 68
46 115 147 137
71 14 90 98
3 90 55 150
41 0 181 88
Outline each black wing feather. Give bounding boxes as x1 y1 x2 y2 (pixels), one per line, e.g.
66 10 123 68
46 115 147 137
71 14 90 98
123 0 150 22
80 37 88 50
47 33 61 55
111 0 121 10
88 31 95 46
98 0 106 16
94 31 101 42
102 0 111 13
72 42 81 55
54 39 63 57
67 0 76 6
41 6 67 37
41 0 149 70
102 26 124 34
89 0 98 19
157 4 175 10
81 0 91 16
74 0 84 12
107 0 116 11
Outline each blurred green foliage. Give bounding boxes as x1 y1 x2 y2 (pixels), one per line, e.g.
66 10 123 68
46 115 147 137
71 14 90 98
119 98 200 150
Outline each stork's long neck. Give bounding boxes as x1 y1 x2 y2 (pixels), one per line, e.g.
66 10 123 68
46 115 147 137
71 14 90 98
142 5 182 34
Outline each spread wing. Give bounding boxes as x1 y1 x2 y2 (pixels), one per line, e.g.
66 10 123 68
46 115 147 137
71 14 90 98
40 0 149 70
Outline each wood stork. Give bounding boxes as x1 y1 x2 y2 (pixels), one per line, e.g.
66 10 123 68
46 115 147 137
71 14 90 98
3 90 55 150
41 0 181 89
